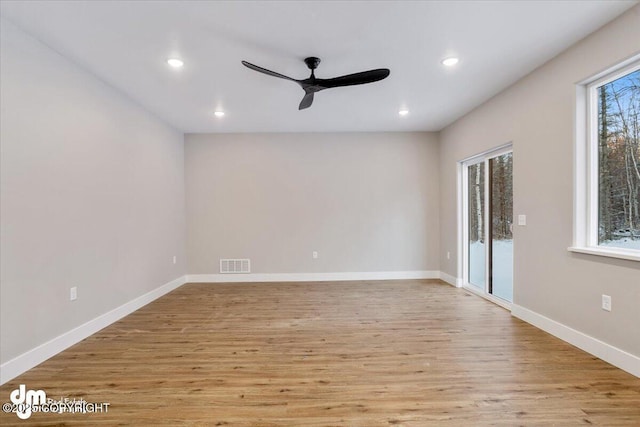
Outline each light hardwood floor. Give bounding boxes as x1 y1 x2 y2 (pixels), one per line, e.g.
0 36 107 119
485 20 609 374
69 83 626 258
1 280 639 426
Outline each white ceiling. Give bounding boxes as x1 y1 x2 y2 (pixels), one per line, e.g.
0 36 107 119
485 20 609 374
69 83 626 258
1 1 636 133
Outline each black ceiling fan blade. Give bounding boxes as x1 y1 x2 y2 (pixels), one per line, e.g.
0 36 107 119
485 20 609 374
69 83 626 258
298 92 314 110
317 68 390 89
241 60 298 82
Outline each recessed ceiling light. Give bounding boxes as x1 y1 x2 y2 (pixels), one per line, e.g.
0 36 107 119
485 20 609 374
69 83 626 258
214 111 225 117
167 58 184 68
398 109 409 116
441 57 459 67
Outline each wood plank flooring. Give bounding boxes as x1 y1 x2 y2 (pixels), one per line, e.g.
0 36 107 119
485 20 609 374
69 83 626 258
1 280 639 426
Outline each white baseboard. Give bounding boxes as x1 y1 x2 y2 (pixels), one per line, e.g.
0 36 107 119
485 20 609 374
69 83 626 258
186 270 439 283
511 304 640 378
0 275 187 385
439 272 461 287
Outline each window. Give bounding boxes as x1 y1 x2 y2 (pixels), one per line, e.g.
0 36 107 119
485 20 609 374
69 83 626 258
571 55 640 261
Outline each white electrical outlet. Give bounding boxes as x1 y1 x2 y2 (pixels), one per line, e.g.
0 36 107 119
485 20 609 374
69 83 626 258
173 255 177 264
602 294 611 312
447 251 451 260
70 287 77 301
312 251 318 259
518 214 527 226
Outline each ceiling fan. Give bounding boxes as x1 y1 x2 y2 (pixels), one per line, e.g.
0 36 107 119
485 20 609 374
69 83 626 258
241 57 390 110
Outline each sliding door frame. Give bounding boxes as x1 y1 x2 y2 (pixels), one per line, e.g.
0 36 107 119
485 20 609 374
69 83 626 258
458 142 513 310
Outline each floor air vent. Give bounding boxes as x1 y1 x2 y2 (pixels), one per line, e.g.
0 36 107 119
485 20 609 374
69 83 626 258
220 259 250 274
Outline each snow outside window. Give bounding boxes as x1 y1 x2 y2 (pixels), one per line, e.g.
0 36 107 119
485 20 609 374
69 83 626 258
570 56 640 262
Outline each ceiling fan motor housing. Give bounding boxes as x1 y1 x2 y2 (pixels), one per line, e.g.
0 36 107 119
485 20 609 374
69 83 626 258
304 57 321 70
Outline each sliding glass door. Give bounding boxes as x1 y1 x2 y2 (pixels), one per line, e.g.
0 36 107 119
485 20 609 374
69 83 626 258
489 153 513 301
463 147 513 303
467 162 485 291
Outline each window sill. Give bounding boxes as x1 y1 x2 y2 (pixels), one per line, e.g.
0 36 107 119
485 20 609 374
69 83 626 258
568 246 640 262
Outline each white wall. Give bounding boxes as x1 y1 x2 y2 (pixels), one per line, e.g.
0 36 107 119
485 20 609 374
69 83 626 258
439 7 640 357
0 20 186 365
186 132 440 275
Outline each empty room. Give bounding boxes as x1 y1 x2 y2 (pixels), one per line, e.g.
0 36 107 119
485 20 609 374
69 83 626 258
1 1 639 425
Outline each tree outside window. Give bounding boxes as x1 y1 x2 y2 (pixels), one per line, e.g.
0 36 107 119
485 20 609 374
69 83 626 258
597 68 640 250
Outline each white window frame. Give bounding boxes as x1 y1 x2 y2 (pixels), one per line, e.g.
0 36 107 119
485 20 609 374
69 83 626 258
569 54 640 262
